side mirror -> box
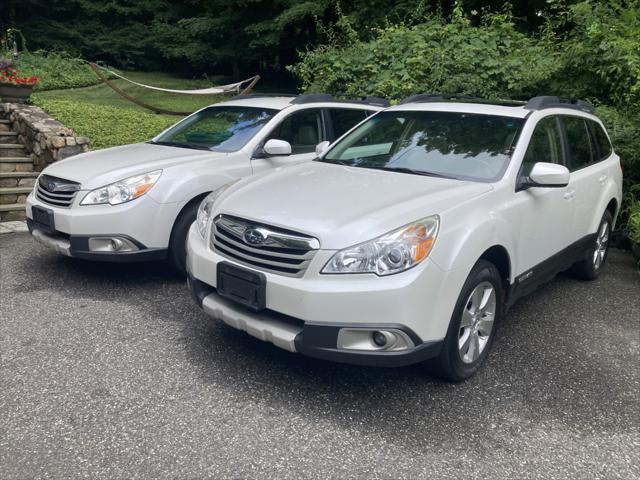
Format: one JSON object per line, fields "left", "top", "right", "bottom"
{"left": 315, "top": 140, "right": 330, "bottom": 156}
{"left": 521, "top": 162, "right": 570, "bottom": 189}
{"left": 263, "top": 139, "right": 292, "bottom": 156}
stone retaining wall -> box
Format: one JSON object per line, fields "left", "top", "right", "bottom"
{"left": 0, "top": 102, "right": 90, "bottom": 170}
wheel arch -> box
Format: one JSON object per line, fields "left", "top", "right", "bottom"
{"left": 478, "top": 245, "right": 511, "bottom": 291}
{"left": 169, "top": 191, "right": 210, "bottom": 241}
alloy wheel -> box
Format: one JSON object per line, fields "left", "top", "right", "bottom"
{"left": 458, "top": 281, "right": 496, "bottom": 364}
{"left": 593, "top": 221, "right": 610, "bottom": 270}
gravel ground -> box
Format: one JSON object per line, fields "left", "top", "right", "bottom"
{"left": 1, "top": 232, "right": 639, "bottom": 479}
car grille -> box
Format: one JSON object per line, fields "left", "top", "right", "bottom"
{"left": 211, "top": 214, "right": 320, "bottom": 277}
{"left": 36, "top": 174, "right": 80, "bottom": 208}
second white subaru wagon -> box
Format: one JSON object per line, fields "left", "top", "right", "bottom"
{"left": 187, "top": 95, "right": 622, "bottom": 381}
{"left": 25, "top": 94, "right": 385, "bottom": 273}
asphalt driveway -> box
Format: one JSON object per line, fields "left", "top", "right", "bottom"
{"left": 1, "top": 232, "right": 639, "bottom": 479}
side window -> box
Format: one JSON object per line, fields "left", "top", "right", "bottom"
{"left": 267, "top": 109, "right": 322, "bottom": 154}
{"left": 562, "top": 116, "right": 596, "bottom": 171}
{"left": 520, "top": 116, "right": 563, "bottom": 177}
{"left": 588, "top": 120, "right": 613, "bottom": 160}
{"left": 329, "top": 109, "right": 369, "bottom": 139}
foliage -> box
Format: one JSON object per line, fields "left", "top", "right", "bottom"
{"left": 10, "top": 51, "right": 100, "bottom": 91}
{"left": 290, "top": 11, "right": 562, "bottom": 101}
{"left": 624, "top": 184, "right": 640, "bottom": 245}
{"left": 0, "top": 60, "right": 39, "bottom": 86}
{"left": 32, "top": 97, "right": 176, "bottom": 149}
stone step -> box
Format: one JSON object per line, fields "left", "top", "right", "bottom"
{"left": 0, "top": 186, "right": 33, "bottom": 195}
{"left": 0, "top": 144, "right": 26, "bottom": 157}
{"left": 0, "top": 119, "right": 10, "bottom": 124}
{"left": 0, "top": 172, "right": 38, "bottom": 188}
{"left": 0, "top": 156, "right": 32, "bottom": 163}
{"left": 0, "top": 157, "right": 34, "bottom": 173}
{"left": 0, "top": 186, "right": 32, "bottom": 206}
{"left": 0, "top": 132, "right": 19, "bottom": 144}
{"left": 0, "top": 171, "right": 38, "bottom": 178}
{"left": 0, "top": 203, "right": 27, "bottom": 221}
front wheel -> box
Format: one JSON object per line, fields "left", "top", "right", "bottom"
{"left": 570, "top": 210, "right": 612, "bottom": 280}
{"left": 168, "top": 202, "right": 199, "bottom": 276}
{"left": 426, "top": 260, "right": 503, "bottom": 382}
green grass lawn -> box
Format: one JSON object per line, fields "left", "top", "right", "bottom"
{"left": 32, "top": 71, "right": 240, "bottom": 149}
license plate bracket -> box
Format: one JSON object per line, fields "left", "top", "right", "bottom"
{"left": 32, "top": 206, "right": 55, "bottom": 234}
{"left": 217, "top": 262, "right": 266, "bottom": 311}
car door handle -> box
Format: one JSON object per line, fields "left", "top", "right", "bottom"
{"left": 599, "top": 174, "right": 608, "bottom": 184}
{"left": 563, "top": 190, "right": 575, "bottom": 200}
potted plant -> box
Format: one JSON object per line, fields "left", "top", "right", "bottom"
{"left": 0, "top": 59, "right": 39, "bottom": 102}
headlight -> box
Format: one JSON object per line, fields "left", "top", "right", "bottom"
{"left": 322, "top": 216, "right": 439, "bottom": 276}
{"left": 195, "top": 181, "right": 237, "bottom": 239}
{"left": 81, "top": 170, "right": 162, "bottom": 206}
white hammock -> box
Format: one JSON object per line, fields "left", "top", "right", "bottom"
{"left": 96, "top": 65, "right": 258, "bottom": 95}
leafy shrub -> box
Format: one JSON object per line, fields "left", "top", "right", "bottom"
{"left": 290, "top": 13, "right": 561, "bottom": 102}
{"left": 595, "top": 105, "right": 640, "bottom": 185}
{"left": 32, "top": 97, "right": 176, "bottom": 149}
{"left": 12, "top": 51, "right": 102, "bottom": 91}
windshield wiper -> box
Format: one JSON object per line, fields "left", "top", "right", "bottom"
{"left": 314, "top": 157, "right": 352, "bottom": 166}
{"left": 148, "top": 140, "right": 211, "bottom": 151}
{"left": 365, "top": 165, "right": 456, "bottom": 179}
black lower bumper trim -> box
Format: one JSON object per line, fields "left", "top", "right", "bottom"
{"left": 27, "top": 220, "right": 168, "bottom": 263}
{"left": 187, "top": 273, "right": 215, "bottom": 308}
{"left": 295, "top": 322, "right": 443, "bottom": 368}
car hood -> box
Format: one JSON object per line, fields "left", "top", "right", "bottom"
{"left": 42, "top": 143, "right": 223, "bottom": 190}
{"left": 217, "top": 162, "right": 493, "bottom": 250}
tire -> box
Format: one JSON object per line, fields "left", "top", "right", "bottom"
{"left": 426, "top": 260, "right": 504, "bottom": 382}
{"left": 168, "top": 201, "right": 200, "bottom": 276}
{"left": 570, "top": 210, "right": 612, "bottom": 281}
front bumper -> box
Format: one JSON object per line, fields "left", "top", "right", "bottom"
{"left": 27, "top": 219, "right": 168, "bottom": 262}
{"left": 187, "top": 225, "right": 462, "bottom": 367}
{"left": 188, "top": 274, "right": 443, "bottom": 367}
{"left": 25, "top": 192, "right": 178, "bottom": 262}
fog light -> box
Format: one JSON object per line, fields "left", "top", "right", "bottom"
{"left": 372, "top": 331, "right": 388, "bottom": 347}
{"left": 110, "top": 238, "right": 124, "bottom": 251}
{"left": 336, "top": 328, "right": 415, "bottom": 352}
{"left": 88, "top": 236, "right": 139, "bottom": 253}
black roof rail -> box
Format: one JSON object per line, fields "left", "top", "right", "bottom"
{"left": 525, "top": 96, "right": 594, "bottom": 113}
{"left": 291, "top": 93, "right": 390, "bottom": 107}
{"left": 399, "top": 93, "right": 526, "bottom": 107}
{"left": 290, "top": 93, "right": 334, "bottom": 104}
{"left": 230, "top": 92, "right": 297, "bottom": 100}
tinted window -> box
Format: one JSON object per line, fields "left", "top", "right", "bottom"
{"left": 588, "top": 120, "right": 613, "bottom": 159}
{"left": 521, "top": 116, "right": 563, "bottom": 176}
{"left": 267, "top": 109, "right": 322, "bottom": 154}
{"left": 322, "top": 111, "right": 523, "bottom": 182}
{"left": 330, "top": 109, "right": 368, "bottom": 139}
{"left": 563, "top": 116, "right": 596, "bottom": 170}
{"left": 156, "top": 106, "right": 276, "bottom": 152}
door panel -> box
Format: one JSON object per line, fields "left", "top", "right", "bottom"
{"left": 508, "top": 116, "right": 575, "bottom": 275}
{"left": 562, "top": 116, "right": 609, "bottom": 238}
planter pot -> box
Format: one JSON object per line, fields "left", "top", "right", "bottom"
{"left": 0, "top": 84, "right": 34, "bottom": 103}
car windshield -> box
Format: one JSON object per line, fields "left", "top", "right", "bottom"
{"left": 320, "top": 110, "right": 524, "bottom": 181}
{"left": 153, "top": 106, "right": 277, "bottom": 152}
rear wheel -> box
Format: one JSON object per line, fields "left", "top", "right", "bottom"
{"left": 168, "top": 201, "right": 199, "bottom": 276}
{"left": 570, "top": 210, "right": 612, "bottom": 280}
{"left": 426, "top": 260, "right": 503, "bottom": 382}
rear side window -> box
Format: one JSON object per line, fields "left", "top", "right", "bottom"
{"left": 521, "top": 116, "right": 564, "bottom": 177}
{"left": 329, "top": 109, "right": 369, "bottom": 139}
{"left": 562, "top": 116, "right": 596, "bottom": 171}
{"left": 588, "top": 120, "right": 613, "bottom": 160}
{"left": 267, "top": 109, "right": 323, "bottom": 154}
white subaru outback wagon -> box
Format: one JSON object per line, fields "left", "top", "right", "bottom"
{"left": 187, "top": 95, "right": 622, "bottom": 381}
{"left": 25, "top": 94, "right": 385, "bottom": 273}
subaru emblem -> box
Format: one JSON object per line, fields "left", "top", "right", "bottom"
{"left": 243, "top": 228, "right": 265, "bottom": 246}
